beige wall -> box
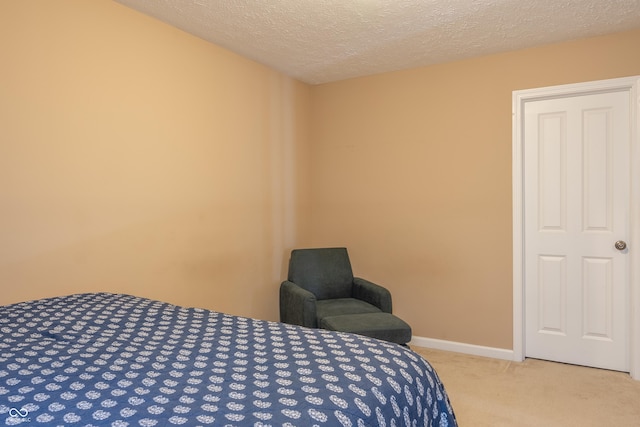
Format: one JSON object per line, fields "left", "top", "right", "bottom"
{"left": 2, "top": 0, "right": 639, "bottom": 351}
{"left": 310, "top": 29, "right": 640, "bottom": 349}
{"left": 0, "top": 0, "right": 312, "bottom": 320}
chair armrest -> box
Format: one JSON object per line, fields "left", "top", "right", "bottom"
{"left": 352, "top": 277, "right": 392, "bottom": 313}
{"left": 279, "top": 281, "right": 318, "bottom": 327}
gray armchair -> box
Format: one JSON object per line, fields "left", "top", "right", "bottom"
{"left": 280, "top": 247, "right": 411, "bottom": 345}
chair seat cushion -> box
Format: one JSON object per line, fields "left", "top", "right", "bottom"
{"left": 316, "top": 298, "right": 381, "bottom": 321}
{"left": 320, "top": 312, "right": 412, "bottom": 345}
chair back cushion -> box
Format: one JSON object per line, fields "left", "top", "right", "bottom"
{"left": 288, "top": 248, "right": 354, "bottom": 300}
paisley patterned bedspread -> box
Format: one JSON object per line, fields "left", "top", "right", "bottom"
{"left": 0, "top": 293, "right": 456, "bottom": 426}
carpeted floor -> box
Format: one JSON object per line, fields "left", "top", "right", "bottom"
{"left": 413, "top": 347, "right": 640, "bottom": 427}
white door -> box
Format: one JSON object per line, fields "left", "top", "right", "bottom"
{"left": 523, "top": 90, "right": 630, "bottom": 371}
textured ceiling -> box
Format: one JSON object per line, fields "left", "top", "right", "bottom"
{"left": 114, "top": 0, "right": 640, "bottom": 85}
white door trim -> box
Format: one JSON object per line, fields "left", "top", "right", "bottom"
{"left": 512, "top": 76, "right": 640, "bottom": 380}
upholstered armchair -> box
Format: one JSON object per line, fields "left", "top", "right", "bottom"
{"left": 279, "top": 247, "right": 411, "bottom": 345}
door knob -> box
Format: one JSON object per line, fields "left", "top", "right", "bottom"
{"left": 614, "top": 240, "right": 627, "bottom": 250}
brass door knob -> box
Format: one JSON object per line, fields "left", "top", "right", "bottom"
{"left": 615, "top": 240, "right": 627, "bottom": 251}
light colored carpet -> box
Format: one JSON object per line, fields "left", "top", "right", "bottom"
{"left": 413, "top": 347, "right": 640, "bottom": 427}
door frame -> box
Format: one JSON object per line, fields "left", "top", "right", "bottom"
{"left": 512, "top": 76, "right": 640, "bottom": 380}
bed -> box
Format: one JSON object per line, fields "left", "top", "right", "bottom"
{"left": 0, "top": 292, "right": 457, "bottom": 426}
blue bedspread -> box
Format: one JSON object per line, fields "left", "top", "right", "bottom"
{"left": 0, "top": 293, "right": 456, "bottom": 426}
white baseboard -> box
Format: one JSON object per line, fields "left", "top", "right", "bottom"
{"left": 409, "top": 335, "right": 515, "bottom": 361}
